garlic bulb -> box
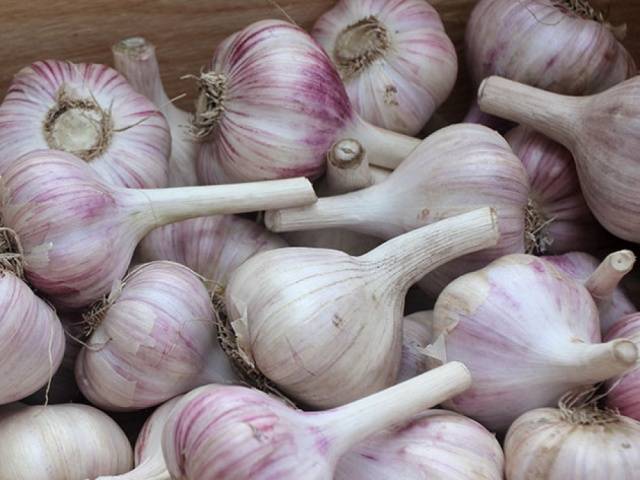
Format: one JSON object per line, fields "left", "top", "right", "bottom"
{"left": 545, "top": 250, "right": 636, "bottom": 333}
{"left": 478, "top": 75, "right": 640, "bottom": 242}
{"left": 465, "top": 0, "right": 635, "bottom": 124}
{"left": 267, "top": 123, "right": 529, "bottom": 296}
{"left": 605, "top": 313, "right": 640, "bottom": 421}
{"left": 0, "top": 59, "right": 170, "bottom": 188}
{"left": 336, "top": 410, "right": 504, "bottom": 480}
{"left": 113, "top": 37, "right": 198, "bottom": 187}
{"left": 162, "top": 362, "right": 471, "bottom": 480}
{"left": 505, "top": 126, "right": 608, "bottom": 254}
{"left": 505, "top": 392, "right": 640, "bottom": 479}
{"left": 397, "top": 311, "right": 433, "bottom": 382}
{"left": 194, "top": 19, "right": 420, "bottom": 183}
{"left": 97, "top": 396, "right": 182, "bottom": 480}
{"left": 0, "top": 403, "right": 133, "bottom": 480}
{"left": 312, "top": 0, "right": 457, "bottom": 135}
{"left": 1, "top": 150, "right": 316, "bottom": 308}
{"left": 432, "top": 253, "right": 638, "bottom": 432}
{"left": 0, "top": 270, "right": 65, "bottom": 405}
{"left": 227, "top": 207, "right": 498, "bottom": 408}
{"left": 76, "top": 261, "right": 236, "bottom": 411}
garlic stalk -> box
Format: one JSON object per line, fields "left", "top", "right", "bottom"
{"left": 605, "top": 313, "right": 640, "bottom": 421}
{"left": 0, "top": 403, "right": 133, "bottom": 480}
{"left": 336, "top": 410, "right": 504, "bottom": 480}
{"left": 397, "top": 311, "right": 433, "bottom": 383}
{"left": 546, "top": 250, "right": 637, "bottom": 333}
{"left": 194, "top": 19, "right": 420, "bottom": 182}
{"left": 113, "top": 37, "right": 198, "bottom": 187}
{"left": 0, "top": 150, "right": 316, "bottom": 308}
{"left": 76, "top": 261, "right": 236, "bottom": 411}
{"left": 478, "top": 75, "right": 640, "bottom": 242}
{"left": 505, "top": 126, "right": 608, "bottom": 254}
{"left": 162, "top": 362, "right": 471, "bottom": 480}
{"left": 97, "top": 396, "right": 182, "bottom": 480}
{"left": 0, "top": 270, "right": 65, "bottom": 405}
{"left": 266, "top": 123, "right": 529, "bottom": 296}
{"left": 432, "top": 253, "right": 638, "bottom": 432}
{"left": 0, "top": 59, "right": 171, "bottom": 188}
{"left": 312, "top": 0, "right": 457, "bottom": 135}
{"left": 227, "top": 207, "right": 499, "bottom": 408}
{"left": 505, "top": 390, "right": 640, "bottom": 479}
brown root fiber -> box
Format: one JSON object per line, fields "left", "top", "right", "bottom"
{"left": 0, "top": 227, "right": 25, "bottom": 278}
{"left": 334, "top": 15, "right": 390, "bottom": 80}
{"left": 553, "top": 0, "right": 626, "bottom": 40}
{"left": 81, "top": 281, "right": 124, "bottom": 336}
{"left": 187, "top": 71, "right": 228, "bottom": 140}
{"left": 559, "top": 387, "right": 620, "bottom": 426}
{"left": 524, "top": 198, "right": 555, "bottom": 255}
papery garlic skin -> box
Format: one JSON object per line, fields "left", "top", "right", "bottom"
{"left": 76, "top": 261, "right": 235, "bottom": 411}
{"left": 505, "top": 126, "right": 607, "bottom": 254}
{"left": 137, "top": 215, "right": 286, "bottom": 286}
{"left": 0, "top": 403, "right": 133, "bottom": 480}
{"left": 337, "top": 410, "right": 504, "bottom": 480}
{"left": 397, "top": 311, "right": 433, "bottom": 382}
{"left": 0, "top": 271, "right": 65, "bottom": 405}
{"left": 605, "top": 314, "right": 640, "bottom": 421}
{"left": 0, "top": 60, "right": 170, "bottom": 188}
{"left": 505, "top": 406, "right": 640, "bottom": 479}
{"left": 433, "top": 254, "right": 638, "bottom": 432}
{"left": 312, "top": 0, "right": 457, "bottom": 135}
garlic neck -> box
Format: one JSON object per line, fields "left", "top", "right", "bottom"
{"left": 556, "top": 339, "right": 637, "bottom": 385}
{"left": 191, "top": 71, "right": 228, "bottom": 139}
{"left": 524, "top": 197, "right": 554, "bottom": 254}
{"left": 334, "top": 15, "right": 390, "bottom": 80}
{"left": 44, "top": 89, "right": 113, "bottom": 160}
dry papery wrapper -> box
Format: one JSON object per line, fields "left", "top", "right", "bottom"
{"left": 0, "top": 59, "right": 171, "bottom": 188}
{"left": 505, "top": 387, "right": 640, "bottom": 479}
{"left": 312, "top": 0, "right": 457, "bottom": 135}
{"left": 397, "top": 310, "right": 434, "bottom": 383}
{"left": 426, "top": 253, "right": 638, "bottom": 432}
{"left": 464, "top": 0, "right": 636, "bottom": 126}
{"left": 0, "top": 149, "right": 316, "bottom": 309}
{"left": 0, "top": 403, "right": 133, "bottom": 480}
{"left": 226, "top": 208, "right": 499, "bottom": 408}
{"left": 478, "top": 74, "right": 640, "bottom": 243}
{"left": 191, "top": 19, "right": 421, "bottom": 185}
{"left": 162, "top": 362, "right": 472, "bottom": 480}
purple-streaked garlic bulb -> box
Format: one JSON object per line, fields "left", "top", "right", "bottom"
{"left": 227, "top": 208, "right": 498, "bottom": 408}
{"left": 312, "top": 0, "right": 457, "bottom": 135}
{"left": 546, "top": 250, "right": 636, "bottom": 333}
{"left": 505, "top": 126, "right": 608, "bottom": 254}
{"left": 464, "top": 0, "right": 636, "bottom": 124}
{"left": 397, "top": 311, "right": 433, "bottom": 383}
{"left": 194, "top": 19, "right": 420, "bottom": 183}
{"left": 0, "top": 150, "right": 315, "bottom": 309}
{"left": 505, "top": 391, "right": 640, "bottom": 479}
{"left": 0, "top": 271, "right": 65, "bottom": 405}
{"left": 605, "top": 313, "right": 640, "bottom": 420}
{"left": 432, "top": 254, "right": 638, "bottom": 432}
{"left": 266, "top": 123, "right": 529, "bottom": 297}
{"left": 76, "top": 261, "right": 236, "bottom": 411}
{"left": 113, "top": 37, "right": 198, "bottom": 187}
{"left": 0, "top": 403, "right": 133, "bottom": 480}
{"left": 162, "top": 362, "right": 471, "bottom": 480}
{"left": 97, "top": 396, "right": 183, "bottom": 480}
{"left": 336, "top": 410, "right": 504, "bottom": 480}
{"left": 137, "top": 215, "right": 286, "bottom": 286}
{"left": 0, "top": 60, "right": 170, "bottom": 188}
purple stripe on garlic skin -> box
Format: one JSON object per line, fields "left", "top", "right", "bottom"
{"left": 433, "top": 253, "right": 638, "bottom": 432}
{"left": 0, "top": 59, "right": 170, "bottom": 189}
{"left": 312, "top": 0, "right": 457, "bottom": 136}
{"left": 0, "top": 271, "right": 65, "bottom": 405}
{"left": 162, "top": 362, "right": 471, "bottom": 480}
{"left": 605, "top": 313, "right": 640, "bottom": 421}
{"left": 336, "top": 410, "right": 504, "bottom": 480}
{"left": 76, "top": 261, "right": 237, "bottom": 411}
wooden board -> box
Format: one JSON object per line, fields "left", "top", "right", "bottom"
{"left": 2, "top": 0, "right": 638, "bottom": 123}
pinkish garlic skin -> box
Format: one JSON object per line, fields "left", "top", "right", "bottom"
{"left": 0, "top": 60, "right": 170, "bottom": 189}
{"left": 397, "top": 312, "right": 433, "bottom": 383}
{"left": 137, "top": 215, "right": 286, "bottom": 286}
{"left": 505, "top": 126, "right": 608, "bottom": 254}
{"left": 605, "top": 313, "right": 640, "bottom": 421}
{"left": 336, "top": 410, "right": 504, "bottom": 480}
{"left": 545, "top": 252, "right": 636, "bottom": 333}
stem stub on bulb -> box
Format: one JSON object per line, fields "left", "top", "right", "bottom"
{"left": 44, "top": 88, "right": 113, "bottom": 161}
{"left": 334, "top": 15, "right": 390, "bottom": 80}
{"left": 328, "top": 138, "right": 364, "bottom": 169}
{"left": 524, "top": 198, "right": 555, "bottom": 255}
{"left": 189, "top": 71, "right": 228, "bottom": 140}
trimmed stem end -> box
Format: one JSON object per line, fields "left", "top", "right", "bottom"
{"left": 612, "top": 339, "right": 638, "bottom": 367}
